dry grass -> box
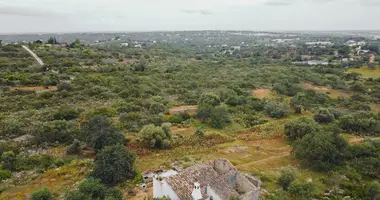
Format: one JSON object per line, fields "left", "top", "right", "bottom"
{"left": 347, "top": 66, "right": 380, "bottom": 79}
{"left": 252, "top": 88, "right": 275, "bottom": 99}
{"left": 0, "top": 159, "right": 92, "bottom": 200}
{"left": 169, "top": 105, "right": 198, "bottom": 114}
{"left": 10, "top": 86, "right": 58, "bottom": 93}
{"left": 302, "top": 83, "right": 352, "bottom": 99}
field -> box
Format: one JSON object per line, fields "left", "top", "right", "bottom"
{"left": 303, "top": 83, "right": 352, "bottom": 99}
{"left": 347, "top": 66, "right": 380, "bottom": 78}
{"left": 252, "top": 88, "right": 275, "bottom": 99}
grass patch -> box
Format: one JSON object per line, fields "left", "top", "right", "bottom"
{"left": 347, "top": 66, "right": 380, "bottom": 79}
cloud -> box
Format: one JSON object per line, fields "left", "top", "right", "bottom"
{"left": 360, "top": 0, "right": 380, "bottom": 6}
{"left": 0, "top": 5, "right": 65, "bottom": 17}
{"left": 180, "top": 9, "right": 213, "bottom": 15}
{"left": 263, "top": 0, "right": 294, "bottom": 6}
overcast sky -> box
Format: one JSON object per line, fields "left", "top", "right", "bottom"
{"left": 0, "top": 0, "right": 379, "bottom": 33}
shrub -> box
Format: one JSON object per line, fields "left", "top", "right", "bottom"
{"left": 367, "top": 181, "right": 380, "bottom": 200}
{"left": 0, "top": 169, "right": 11, "bottom": 180}
{"left": 264, "top": 101, "right": 290, "bottom": 118}
{"left": 139, "top": 124, "right": 172, "bottom": 149}
{"left": 277, "top": 166, "right": 299, "bottom": 190}
{"left": 284, "top": 117, "right": 319, "bottom": 141}
{"left": 339, "top": 112, "right": 380, "bottom": 135}
{"left": 92, "top": 145, "right": 136, "bottom": 184}
{"left": 1, "top": 151, "right": 16, "bottom": 171}
{"left": 294, "top": 132, "right": 348, "bottom": 171}
{"left": 314, "top": 108, "right": 335, "bottom": 124}
{"left": 54, "top": 107, "right": 79, "bottom": 120}
{"left": 195, "top": 128, "right": 205, "bottom": 137}
{"left": 31, "top": 188, "right": 54, "bottom": 200}
{"left": 66, "top": 139, "right": 82, "bottom": 155}
{"left": 34, "top": 120, "right": 74, "bottom": 145}
{"left": 288, "top": 182, "right": 315, "bottom": 200}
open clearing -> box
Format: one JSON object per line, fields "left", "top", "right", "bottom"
{"left": 347, "top": 66, "right": 380, "bottom": 79}
{"left": 303, "top": 83, "right": 352, "bottom": 99}
{"left": 10, "top": 86, "right": 58, "bottom": 93}
{"left": 169, "top": 105, "right": 198, "bottom": 114}
{"left": 252, "top": 88, "right": 274, "bottom": 99}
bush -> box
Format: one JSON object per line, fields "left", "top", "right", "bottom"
{"left": 34, "top": 120, "right": 75, "bottom": 145}
{"left": 367, "top": 181, "right": 380, "bottom": 200}
{"left": 339, "top": 112, "right": 380, "bottom": 135}
{"left": 277, "top": 166, "right": 299, "bottom": 190}
{"left": 0, "top": 169, "right": 11, "bottom": 180}
{"left": 294, "top": 132, "right": 348, "bottom": 171}
{"left": 66, "top": 139, "right": 82, "bottom": 155}
{"left": 92, "top": 145, "right": 136, "bottom": 184}
{"left": 314, "top": 108, "right": 335, "bottom": 124}
{"left": 288, "top": 182, "right": 315, "bottom": 200}
{"left": 264, "top": 101, "right": 290, "bottom": 118}
{"left": 65, "top": 178, "right": 122, "bottom": 200}
{"left": 31, "top": 188, "right": 54, "bottom": 200}
{"left": 54, "top": 107, "right": 79, "bottom": 120}
{"left": 139, "top": 124, "right": 172, "bottom": 149}
{"left": 1, "top": 151, "right": 16, "bottom": 171}
{"left": 284, "top": 117, "right": 319, "bottom": 141}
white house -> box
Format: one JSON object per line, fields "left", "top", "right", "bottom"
{"left": 153, "top": 159, "right": 261, "bottom": 200}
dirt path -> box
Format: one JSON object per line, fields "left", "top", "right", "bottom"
{"left": 22, "top": 45, "right": 44, "bottom": 66}
{"left": 348, "top": 136, "right": 380, "bottom": 145}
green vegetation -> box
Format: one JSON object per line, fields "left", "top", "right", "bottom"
{"left": 0, "top": 32, "right": 379, "bottom": 199}
{"left": 31, "top": 188, "right": 54, "bottom": 200}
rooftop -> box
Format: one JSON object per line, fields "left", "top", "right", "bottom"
{"left": 165, "top": 159, "right": 260, "bottom": 200}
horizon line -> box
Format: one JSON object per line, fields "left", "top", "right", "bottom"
{"left": 1, "top": 29, "right": 380, "bottom": 35}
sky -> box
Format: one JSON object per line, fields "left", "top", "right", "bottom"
{"left": 0, "top": 0, "right": 379, "bottom": 33}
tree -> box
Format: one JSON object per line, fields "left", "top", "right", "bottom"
{"left": 196, "top": 104, "right": 213, "bottom": 122}
{"left": 92, "top": 145, "right": 136, "bottom": 184}
{"left": 294, "top": 132, "right": 348, "bottom": 171}
{"left": 1, "top": 151, "right": 16, "bottom": 171}
{"left": 314, "top": 108, "right": 335, "bottom": 124}
{"left": 80, "top": 116, "right": 125, "bottom": 152}
{"left": 198, "top": 93, "right": 221, "bottom": 107}
{"left": 277, "top": 166, "right": 299, "bottom": 190}
{"left": 70, "top": 39, "right": 81, "bottom": 48}
{"left": 139, "top": 124, "right": 172, "bottom": 149}
{"left": 368, "top": 181, "right": 380, "bottom": 200}
{"left": 338, "top": 112, "right": 379, "bottom": 135}
{"left": 210, "top": 106, "right": 231, "bottom": 129}
{"left": 264, "top": 101, "right": 290, "bottom": 118}
{"left": 65, "top": 178, "right": 122, "bottom": 200}
{"left": 284, "top": 117, "right": 319, "bottom": 141}
{"left": 47, "top": 37, "right": 58, "bottom": 45}
{"left": 31, "top": 188, "right": 54, "bottom": 200}
{"left": 290, "top": 92, "right": 307, "bottom": 114}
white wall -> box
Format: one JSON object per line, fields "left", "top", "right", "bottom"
{"left": 206, "top": 186, "right": 221, "bottom": 200}
{"left": 153, "top": 178, "right": 180, "bottom": 200}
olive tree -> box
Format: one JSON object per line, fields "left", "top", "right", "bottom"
{"left": 92, "top": 145, "right": 136, "bottom": 184}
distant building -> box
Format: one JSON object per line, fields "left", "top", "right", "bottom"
{"left": 305, "top": 41, "right": 333, "bottom": 46}
{"left": 292, "top": 60, "right": 329, "bottom": 66}
{"left": 153, "top": 159, "right": 261, "bottom": 200}
{"left": 121, "top": 43, "right": 129, "bottom": 47}
{"left": 134, "top": 44, "right": 142, "bottom": 48}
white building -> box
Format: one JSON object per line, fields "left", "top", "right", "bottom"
{"left": 153, "top": 159, "right": 261, "bottom": 200}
